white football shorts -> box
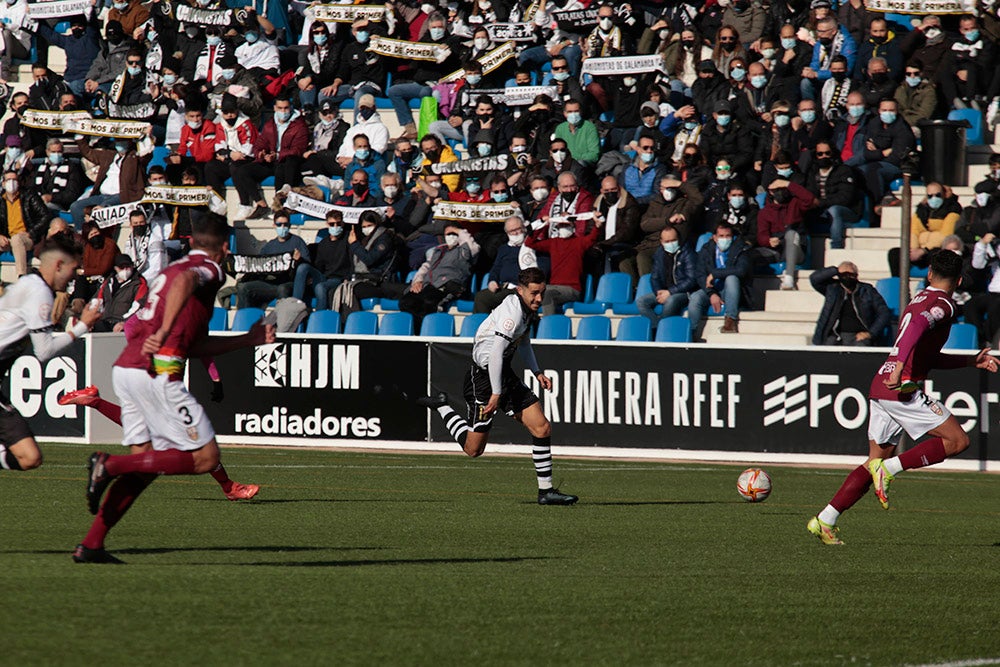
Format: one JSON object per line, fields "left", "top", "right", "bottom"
{"left": 112, "top": 366, "right": 215, "bottom": 451}
{"left": 867, "top": 390, "right": 951, "bottom": 445}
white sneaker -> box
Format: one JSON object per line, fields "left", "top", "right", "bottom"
{"left": 988, "top": 98, "right": 999, "bottom": 131}
{"left": 234, "top": 204, "right": 255, "bottom": 220}
{"left": 303, "top": 175, "right": 335, "bottom": 190}
{"left": 278, "top": 184, "right": 292, "bottom": 196}
{"left": 780, "top": 274, "right": 797, "bottom": 290}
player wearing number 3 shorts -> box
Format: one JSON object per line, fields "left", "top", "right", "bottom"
{"left": 75, "top": 215, "right": 277, "bottom": 564}
{"left": 807, "top": 250, "right": 999, "bottom": 545}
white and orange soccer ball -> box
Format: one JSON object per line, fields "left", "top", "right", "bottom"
{"left": 736, "top": 468, "right": 772, "bottom": 502}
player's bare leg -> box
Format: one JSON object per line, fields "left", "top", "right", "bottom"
{"left": 515, "top": 403, "right": 577, "bottom": 506}
{"left": 869, "top": 415, "right": 969, "bottom": 509}
{"left": 808, "top": 440, "right": 897, "bottom": 545}
{"left": 62, "top": 387, "right": 258, "bottom": 501}
{"left": 0, "top": 436, "right": 43, "bottom": 470}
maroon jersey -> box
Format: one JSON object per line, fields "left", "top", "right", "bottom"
{"left": 869, "top": 287, "right": 957, "bottom": 402}
{"left": 114, "top": 251, "right": 225, "bottom": 379}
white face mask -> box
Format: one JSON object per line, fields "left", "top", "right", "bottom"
{"left": 557, "top": 227, "right": 573, "bottom": 239}
{"left": 552, "top": 150, "right": 567, "bottom": 162}
{"left": 115, "top": 268, "right": 133, "bottom": 282}
{"left": 531, "top": 187, "right": 549, "bottom": 202}
{"left": 976, "top": 192, "right": 991, "bottom": 207}
{"left": 3, "top": 180, "right": 18, "bottom": 194}
{"left": 508, "top": 232, "right": 525, "bottom": 246}
{"left": 445, "top": 233, "right": 460, "bottom": 248}
{"left": 383, "top": 185, "right": 399, "bottom": 199}
{"left": 361, "top": 225, "right": 375, "bottom": 237}
{"left": 662, "top": 188, "right": 676, "bottom": 202}
{"left": 474, "top": 38, "right": 489, "bottom": 51}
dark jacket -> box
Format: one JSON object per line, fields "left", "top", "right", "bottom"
{"left": 253, "top": 113, "right": 310, "bottom": 163}
{"left": 76, "top": 138, "right": 151, "bottom": 204}
{"left": 804, "top": 161, "right": 863, "bottom": 215}
{"left": 694, "top": 239, "right": 753, "bottom": 298}
{"left": 700, "top": 120, "right": 754, "bottom": 174}
{"left": 810, "top": 265, "right": 891, "bottom": 344}
{"left": 31, "top": 159, "right": 86, "bottom": 210}
{"left": 0, "top": 189, "right": 52, "bottom": 244}
{"left": 37, "top": 23, "right": 101, "bottom": 82}
{"left": 956, "top": 202, "right": 1000, "bottom": 244}
{"left": 650, "top": 244, "right": 697, "bottom": 295}
{"left": 97, "top": 272, "right": 148, "bottom": 327}
{"left": 487, "top": 243, "right": 525, "bottom": 286}
{"left": 832, "top": 113, "right": 872, "bottom": 167}
{"left": 350, "top": 226, "right": 397, "bottom": 281}
{"left": 638, "top": 181, "right": 704, "bottom": 248}
{"left": 862, "top": 114, "right": 915, "bottom": 167}
{"left": 312, "top": 236, "right": 352, "bottom": 280}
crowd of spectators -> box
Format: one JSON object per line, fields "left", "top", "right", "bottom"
{"left": 1, "top": 0, "right": 999, "bottom": 342}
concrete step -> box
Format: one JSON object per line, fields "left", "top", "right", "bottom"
{"left": 825, "top": 248, "right": 889, "bottom": 274}
{"left": 700, "top": 329, "right": 811, "bottom": 346}
{"left": 761, "top": 289, "right": 824, "bottom": 312}
{"left": 840, "top": 235, "right": 898, "bottom": 252}
{"left": 741, "top": 310, "right": 817, "bottom": 323}
{"left": 732, "top": 318, "right": 814, "bottom": 335}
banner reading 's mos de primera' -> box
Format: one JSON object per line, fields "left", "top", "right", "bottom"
{"left": 866, "top": 0, "right": 971, "bottom": 12}
{"left": 581, "top": 55, "right": 665, "bottom": 76}
{"left": 20, "top": 109, "right": 90, "bottom": 131}
{"left": 432, "top": 201, "right": 520, "bottom": 223}
{"left": 232, "top": 253, "right": 293, "bottom": 275}
{"left": 312, "top": 4, "right": 385, "bottom": 22}
{"left": 367, "top": 36, "right": 441, "bottom": 61}
{"left": 143, "top": 185, "right": 212, "bottom": 206}
{"left": 486, "top": 22, "right": 536, "bottom": 42}
{"left": 439, "top": 42, "right": 515, "bottom": 83}
{"left": 27, "top": 0, "right": 92, "bottom": 19}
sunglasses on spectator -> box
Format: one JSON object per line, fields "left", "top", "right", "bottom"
{"left": 927, "top": 191, "right": 943, "bottom": 197}
{"left": 127, "top": 59, "right": 142, "bottom": 65}
{"left": 552, "top": 66, "right": 568, "bottom": 71}
{"left": 719, "top": 37, "right": 736, "bottom": 42}
{"left": 905, "top": 70, "right": 921, "bottom": 75}
{"left": 716, "top": 165, "right": 731, "bottom": 171}
{"left": 816, "top": 151, "right": 833, "bottom": 157}
{"left": 275, "top": 223, "right": 291, "bottom": 228}
{"left": 639, "top": 145, "right": 654, "bottom": 151}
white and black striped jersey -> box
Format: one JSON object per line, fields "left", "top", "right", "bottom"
{"left": 472, "top": 293, "right": 533, "bottom": 369}
{"left": 0, "top": 273, "right": 84, "bottom": 375}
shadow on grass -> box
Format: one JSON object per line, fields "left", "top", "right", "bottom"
{"left": 188, "top": 498, "right": 446, "bottom": 504}
{"left": 570, "top": 500, "right": 737, "bottom": 507}
{"left": 4, "top": 545, "right": 385, "bottom": 556}
{"left": 234, "top": 556, "right": 552, "bottom": 568}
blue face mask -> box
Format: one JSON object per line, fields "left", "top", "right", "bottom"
{"left": 206, "top": 35, "right": 221, "bottom": 46}
{"left": 776, "top": 167, "right": 793, "bottom": 178}
{"left": 684, "top": 121, "right": 698, "bottom": 131}
{"left": 491, "top": 191, "right": 509, "bottom": 203}
{"left": 799, "top": 109, "right": 816, "bottom": 124}
{"left": 275, "top": 110, "right": 291, "bottom": 123}
{"left": 928, "top": 195, "right": 944, "bottom": 209}
{"left": 662, "top": 240, "right": 680, "bottom": 254}
{"left": 640, "top": 151, "right": 654, "bottom": 164}
{"left": 476, "top": 143, "right": 491, "bottom": 157}
{"left": 566, "top": 111, "right": 582, "bottom": 125}
{"left": 276, "top": 225, "right": 290, "bottom": 239}
{"left": 48, "top": 152, "right": 62, "bottom": 165}
{"left": 357, "top": 31, "right": 370, "bottom": 44}
{"left": 848, "top": 105, "right": 865, "bottom": 119}
{"left": 466, "top": 181, "right": 481, "bottom": 194}
{"left": 729, "top": 195, "right": 745, "bottom": 209}
{"left": 355, "top": 148, "right": 370, "bottom": 161}
{"left": 244, "top": 31, "right": 258, "bottom": 44}
{"left": 750, "top": 75, "right": 767, "bottom": 89}
{"left": 716, "top": 237, "right": 733, "bottom": 251}
{"left": 730, "top": 67, "right": 746, "bottom": 81}
{"left": 220, "top": 68, "right": 235, "bottom": 80}
{"left": 880, "top": 111, "right": 897, "bottom": 124}
{"left": 163, "top": 73, "right": 177, "bottom": 85}
{"left": 716, "top": 114, "right": 731, "bottom": 127}
{"left": 115, "top": 142, "right": 129, "bottom": 154}
{"left": 127, "top": 65, "right": 142, "bottom": 76}
{"left": 965, "top": 29, "right": 980, "bottom": 42}
{"left": 552, "top": 71, "right": 570, "bottom": 82}
{"left": 466, "top": 73, "right": 482, "bottom": 85}
{"left": 429, "top": 27, "right": 445, "bottom": 40}
{"left": 774, "top": 114, "right": 790, "bottom": 127}
{"left": 313, "top": 33, "right": 327, "bottom": 45}
{"left": 906, "top": 76, "right": 922, "bottom": 87}
{"left": 780, "top": 37, "right": 796, "bottom": 50}
{"left": 330, "top": 225, "right": 344, "bottom": 238}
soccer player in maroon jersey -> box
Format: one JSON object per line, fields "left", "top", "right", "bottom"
{"left": 807, "top": 250, "right": 999, "bottom": 545}
{"left": 75, "top": 215, "right": 276, "bottom": 564}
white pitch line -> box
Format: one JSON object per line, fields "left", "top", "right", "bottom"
{"left": 904, "top": 659, "right": 1000, "bottom": 667}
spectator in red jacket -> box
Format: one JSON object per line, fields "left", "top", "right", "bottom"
{"left": 167, "top": 96, "right": 217, "bottom": 185}
{"left": 526, "top": 215, "right": 604, "bottom": 314}
{"left": 232, "top": 94, "right": 310, "bottom": 220}
{"left": 755, "top": 179, "right": 817, "bottom": 290}
{"left": 532, "top": 171, "right": 595, "bottom": 239}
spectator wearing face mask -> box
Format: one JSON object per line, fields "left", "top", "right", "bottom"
{"left": 292, "top": 209, "right": 352, "bottom": 310}
{"left": 401, "top": 224, "right": 480, "bottom": 324}
{"left": 521, "top": 175, "right": 552, "bottom": 227}
{"left": 789, "top": 98, "right": 833, "bottom": 169}
{"left": 688, "top": 221, "right": 752, "bottom": 337}
{"left": 417, "top": 133, "right": 460, "bottom": 193}
{"left": 84, "top": 21, "right": 131, "bottom": 96}
{"left": 339, "top": 134, "right": 386, "bottom": 200}
{"left": 939, "top": 14, "right": 995, "bottom": 111}
{"left": 553, "top": 99, "right": 600, "bottom": 166}
{"left": 701, "top": 100, "right": 753, "bottom": 180}
{"left": 755, "top": 179, "right": 817, "bottom": 290}
{"left": 206, "top": 51, "right": 264, "bottom": 125}
{"left": 761, "top": 150, "right": 804, "bottom": 191}
{"left": 474, "top": 216, "right": 539, "bottom": 313}
{"left": 636, "top": 225, "right": 697, "bottom": 331}
{"left": 32, "top": 138, "right": 84, "bottom": 212}
{"left": 804, "top": 141, "right": 863, "bottom": 250}
{"left": 0, "top": 170, "right": 51, "bottom": 275}
{"left": 801, "top": 16, "right": 857, "bottom": 102}
{"left": 703, "top": 158, "right": 737, "bottom": 220}
{"left": 0, "top": 0, "right": 31, "bottom": 81}
{"left": 956, "top": 179, "right": 1000, "bottom": 246}
{"left": 233, "top": 15, "right": 281, "bottom": 86}
{"left": 707, "top": 181, "right": 758, "bottom": 244}
{"left": 619, "top": 135, "right": 667, "bottom": 207}
{"left": 588, "top": 175, "right": 640, "bottom": 277}
{"left": 70, "top": 131, "right": 153, "bottom": 226}
{"left": 334, "top": 169, "right": 379, "bottom": 208}
{"left": 767, "top": 24, "right": 814, "bottom": 103}
{"left": 658, "top": 30, "right": 713, "bottom": 107}
{"left": 894, "top": 63, "right": 937, "bottom": 132}
{"left": 379, "top": 172, "right": 415, "bottom": 236}
{"left": 811, "top": 261, "right": 890, "bottom": 346}
{"left": 93, "top": 254, "right": 149, "bottom": 333}
{"left": 193, "top": 25, "right": 231, "bottom": 87}
{"left": 632, "top": 174, "right": 703, "bottom": 275}
{"left": 722, "top": 0, "right": 766, "bottom": 46}
{"left": 899, "top": 16, "right": 951, "bottom": 83}
{"left": 691, "top": 60, "right": 730, "bottom": 119}
{"left": 235, "top": 211, "right": 310, "bottom": 308}
{"left": 535, "top": 171, "right": 594, "bottom": 239}
{"left": 121, "top": 208, "right": 168, "bottom": 283}
{"left": 525, "top": 215, "right": 604, "bottom": 315}
{"left": 819, "top": 55, "right": 854, "bottom": 121}
{"left": 887, "top": 182, "right": 961, "bottom": 277}
{"left": 538, "top": 138, "right": 588, "bottom": 191}
{"left": 168, "top": 97, "right": 216, "bottom": 184}
{"left": 855, "top": 57, "right": 896, "bottom": 109}
{"left": 70, "top": 222, "right": 116, "bottom": 314}
{"left": 205, "top": 94, "right": 259, "bottom": 199}
{"left": 854, "top": 18, "right": 903, "bottom": 83}
{"left": 449, "top": 175, "right": 490, "bottom": 203}
{"left": 37, "top": 15, "right": 101, "bottom": 97}
{"left": 860, "top": 98, "right": 916, "bottom": 218}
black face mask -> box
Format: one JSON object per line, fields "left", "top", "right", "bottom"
{"left": 682, "top": 154, "right": 698, "bottom": 167}
{"left": 425, "top": 148, "right": 440, "bottom": 161}
{"left": 816, "top": 156, "right": 833, "bottom": 168}
{"left": 399, "top": 150, "right": 415, "bottom": 163}
{"left": 71, "top": 27, "right": 85, "bottom": 38}
{"left": 224, "top": 116, "right": 237, "bottom": 126}
{"left": 831, "top": 71, "right": 847, "bottom": 82}
{"left": 107, "top": 33, "right": 123, "bottom": 45}
{"left": 819, "top": 37, "right": 833, "bottom": 47}
{"left": 771, "top": 188, "right": 791, "bottom": 205}
{"left": 871, "top": 72, "right": 888, "bottom": 84}
{"left": 353, "top": 183, "right": 368, "bottom": 195}
{"left": 359, "top": 107, "right": 375, "bottom": 120}
{"left": 562, "top": 190, "right": 577, "bottom": 203}
{"left": 132, "top": 224, "right": 148, "bottom": 236}
{"left": 871, "top": 35, "right": 887, "bottom": 44}
{"left": 721, "top": 41, "right": 736, "bottom": 52}
{"left": 604, "top": 191, "right": 619, "bottom": 205}
{"left": 88, "top": 235, "right": 104, "bottom": 249}
{"left": 13, "top": 105, "right": 26, "bottom": 116}
{"left": 682, "top": 40, "right": 696, "bottom": 50}
{"left": 839, "top": 274, "right": 858, "bottom": 290}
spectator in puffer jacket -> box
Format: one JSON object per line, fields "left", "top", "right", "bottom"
{"left": 811, "top": 262, "right": 891, "bottom": 346}
{"left": 636, "top": 226, "right": 697, "bottom": 331}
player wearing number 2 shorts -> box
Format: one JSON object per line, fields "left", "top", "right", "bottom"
{"left": 75, "top": 215, "right": 276, "bottom": 564}
{"left": 807, "top": 250, "right": 999, "bottom": 545}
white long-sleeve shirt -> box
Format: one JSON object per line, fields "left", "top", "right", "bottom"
{"left": 0, "top": 273, "right": 87, "bottom": 368}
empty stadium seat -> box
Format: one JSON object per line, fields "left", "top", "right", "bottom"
{"left": 209, "top": 307, "right": 228, "bottom": 332}
{"left": 695, "top": 232, "right": 713, "bottom": 251}
{"left": 944, "top": 322, "right": 978, "bottom": 350}
{"left": 576, "top": 316, "right": 612, "bottom": 341}
{"left": 379, "top": 312, "right": 414, "bottom": 336}
{"left": 344, "top": 311, "right": 379, "bottom": 335}
{"left": 570, "top": 272, "right": 632, "bottom": 313}
{"left": 876, "top": 277, "right": 901, "bottom": 316}
{"left": 536, "top": 314, "right": 572, "bottom": 340}
{"left": 380, "top": 299, "right": 400, "bottom": 311}
{"left": 231, "top": 307, "right": 265, "bottom": 332}
{"left": 420, "top": 312, "right": 455, "bottom": 337}
{"left": 306, "top": 310, "right": 341, "bottom": 334}
{"left": 459, "top": 313, "right": 488, "bottom": 337}
{"left": 616, "top": 316, "right": 651, "bottom": 342}
{"left": 947, "top": 108, "right": 984, "bottom": 146}
{"left": 360, "top": 298, "right": 380, "bottom": 310}
{"left": 655, "top": 316, "right": 692, "bottom": 343}
{"left": 612, "top": 274, "right": 654, "bottom": 315}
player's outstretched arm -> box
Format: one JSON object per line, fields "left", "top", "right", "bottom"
{"left": 190, "top": 321, "right": 277, "bottom": 358}
{"left": 30, "top": 301, "right": 101, "bottom": 361}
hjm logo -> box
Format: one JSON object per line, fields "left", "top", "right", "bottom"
{"left": 253, "top": 343, "right": 360, "bottom": 390}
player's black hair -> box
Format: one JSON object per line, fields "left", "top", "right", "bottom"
{"left": 191, "top": 213, "right": 231, "bottom": 250}
{"left": 930, "top": 248, "right": 963, "bottom": 281}
{"left": 37, "top": 231, "right": 82, "bottom": 260}
{"left": 518, "top": 267, "right": 546, "bottom": 287}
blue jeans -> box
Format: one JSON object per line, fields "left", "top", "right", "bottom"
{"left": 327, "top": 83, "right": 382, "bottom": 112}
{"left": 859, "top": 160, "right": 902, "bottom": 206}
{"left": 292, "top": 264, "right": 344, "bottom": 309}
{"left": 800, "top": 77, "right": 818, "bottom": 101}
{"left": 387, "top": 82, "right": 431, "bottom": 127}
{"left": 637, "top": 291, "right": 689, "bottom": 329}
{"left": 71, "top": 193, "right": 119, "bottom": 228}
{"left": 517, "top": 44, "right": 583, "bottom": 78}
{"left": 688, "top": 275, "right": 742, "bottom": 333}
{"left": 826, "top": 204, "right": 861, "bottom": 249}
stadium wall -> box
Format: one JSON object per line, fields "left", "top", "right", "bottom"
{"left": 56, "top": 334, "right": 998, "bottom": 469}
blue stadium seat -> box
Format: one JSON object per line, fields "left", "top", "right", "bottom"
{"left": 306, "top": 310, "right": 341, "bottom": 334}
{"left": 360, "top": 298, "right": 379, "bottom": 310}
{"left": 231, "top": 307, "right": 265, "bottom": 332}
{"left": 149, "top": 146, "right": 171, "bottom": 169}
{"left": 616, "top": 316, "right": 651, "bottom": 342}
{"left": 209, "top": 307, "right": 228, "bottom": 332}
{"left": 910, "top": 265, "right": 929, "bottom": 279}
{"left": 454, "top": 300, "right": 475, "bottom": 313}
{"left": 261, "top": 176, "right": 275, "bottom": 187}
{"left": 576, "top": 316, "right": 612, "bottom": 341}
{"left": 58, "top": 211, "right": 73, "bottom": 225}
{"left": 612, "top": 274, "right": 654, "bottom": 315}
{"left": 948, "top": 108, "right": 984, "bottom": 146}
{"left": 655, "top": 316, "right": 692, "bottom": 343}
{"left": 695, "top": 232, "right": 713, "bottom": 251}
{"left": 420, "top": 312, "right": 455, "bottom": 337}
{"left": 536, "top": 314, "right": 572, "bottom": 340}
{"left": 459, "top": 313, "right": 487, "bottom": 337}
{"left": 877, "top": 277, "right": 901, "bottom": 316}
{"left": 315, "top": 227, "right": 329, "bottom": 243}
{"left": 944, "top": 322, "right": 978, "bottom": 350}
{"left": 380, "top": 299, "right": 400, "bottom": 311}
{"left": 570, "top": 272, "right": 632, "bottom": 313}
{"left": 344, "top": 311, "right": 379, "bottom": 335}
{"left": 378, "top": 312, "right": 414, "bottom": 336}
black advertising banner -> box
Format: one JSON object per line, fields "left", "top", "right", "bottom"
{"left": 430, "top": 343, "right": 996, "bottom": 460}
{"left": 3, "top": 339, "right": 86, "bottom": 437}
{"left": 190, "top": 336, "right": 429, "bottom": 442}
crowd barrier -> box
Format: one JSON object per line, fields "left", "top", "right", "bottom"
{"left": 19, "top": 334, "right": 1000, "bottom": 469}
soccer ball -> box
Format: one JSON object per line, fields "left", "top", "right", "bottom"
{"left": 736, "top": 468, "right": 772, "bottom": 502}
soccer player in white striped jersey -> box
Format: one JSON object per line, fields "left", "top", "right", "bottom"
{"left": 418, "top": 267, "right": 578, "bottom": 505}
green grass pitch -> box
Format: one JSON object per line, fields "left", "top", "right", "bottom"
{"left": 6, "top": 443, "right": 1000, "bottom": 666}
